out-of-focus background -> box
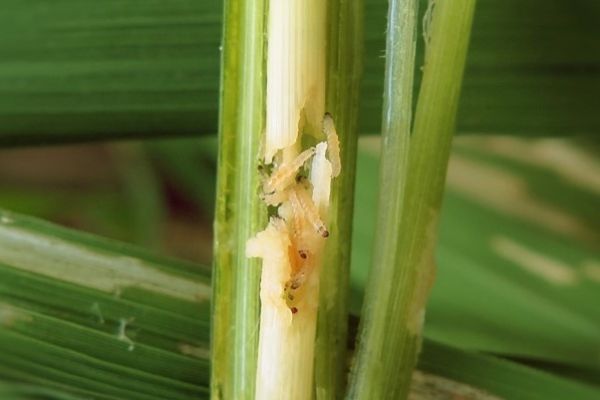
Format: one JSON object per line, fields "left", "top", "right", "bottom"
{"left": 0, "top": 139, "right": 217, "bottom": 264}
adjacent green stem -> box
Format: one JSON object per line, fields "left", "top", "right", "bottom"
{"left": 346, "top": 0, "right": 418, "bottom": 397}
{"left": 211, "top": 0, "right": 266, "bottom": 398}
{"left": 348, "top": 1, "right": 477, "bottom": 399}
{"left": 314, "top": 1, "right": 364, "bottom": 398}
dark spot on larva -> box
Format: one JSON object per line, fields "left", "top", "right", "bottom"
{"left": 288, "top": 293, "right": 294, "bottom": 301}
{"left": 291, "top": 307, "right": 298, "bottom": 314}
{"left": 291, "top": 280, "right": 301, "bottom": 290}
{"left": 321, "top": 229, "right": 330, "bottom": 238}
{"left": 299, "top": 250, "right": 308, "bottom": 259}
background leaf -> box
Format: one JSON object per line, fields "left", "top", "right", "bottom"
{"left": 0, "top": 208, "right": 600, "bottom": 400}
{"left": 0, "top": 210, "right": 210, "bottom": 399}
{"left": 0, "top": 209, "right": 598, "bottom": 399}
{"left": 0, "top": 0, "right": 598, "bottom": 146}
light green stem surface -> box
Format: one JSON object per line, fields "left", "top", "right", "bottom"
{"left": 314, "top": 1, "right": 364, "bottom": 398}
{"left": 210, "top": 0, "right": 266, "bottom": 399}
{"left": 348, "top": 1, "right": 477, "bottom": 398}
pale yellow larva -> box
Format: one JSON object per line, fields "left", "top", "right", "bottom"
{"left": 263, "top": 147, "right": 316, "bottom": 194}
{"left": 323, "top": 113, "right": 341, "bottom": 177}
{"left": 289, "top": 186, "right": 329, "bottom": 238}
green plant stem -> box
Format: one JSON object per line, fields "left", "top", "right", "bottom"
{"left": 348, "top": 1, "right": 477, "bottom": 399}
{"left": 314, "top": 2, "right": 364, "bottom": 398}
{"left": 346, "top": 0, "right": 418, "bottom": 397}
{"left": 210, "top": 0, "right": 266, "bottom": 399}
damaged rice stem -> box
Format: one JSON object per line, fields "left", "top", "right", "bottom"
{"left": 246, "top": 1, "right": 333, "bottom": 399}
{"left": 249, "top": 114, "right": 337, "bottom": 399}
{"left": 249, "top": 1, "right": 364, "bottom": 398}
{"left": 213, "top": 0, "right": 363, "bottom": 398}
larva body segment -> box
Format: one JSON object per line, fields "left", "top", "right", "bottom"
{"left": 323, "top": 113, "right": 341, "bottom": 177}
{"left": 289, "top": 186, "right": 329, "bottom": 238}
{"left": 263, "top": 147, "right": 316, "bottom": 195}
{"left": 277, "top": 188, "right": 309, "bottom": 274}
{"left": 284, "top": 265, "right": 310, "bottom": 309}
{"left": 289, "top": 195, "right": 310, "bottom": 259}
{"left": 309, "top": 142, "right": 333, "bottom": 215}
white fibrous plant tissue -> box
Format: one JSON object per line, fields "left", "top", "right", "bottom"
{"left": 246, "top": 112, "right": 340, "bottom": 399}
{"left": 247, "top": 112, "right": 340, "bottom": 316}
{"left": 245, "top": 2, "right": 338, "bottom": 398}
